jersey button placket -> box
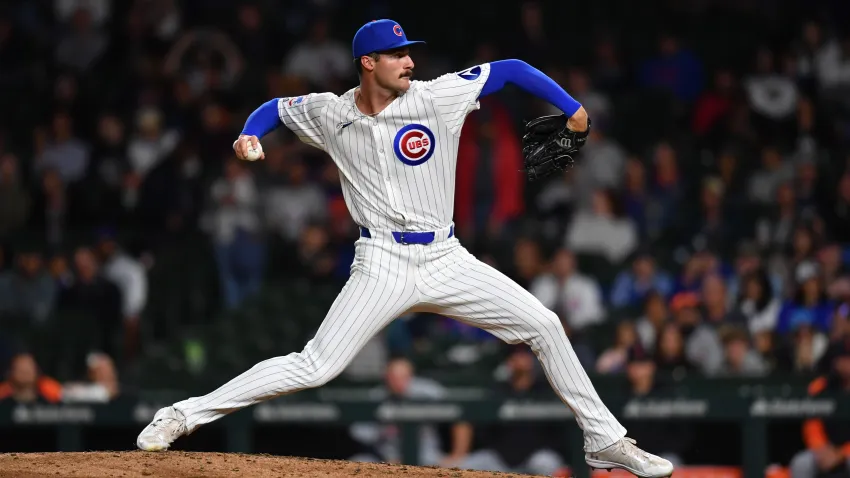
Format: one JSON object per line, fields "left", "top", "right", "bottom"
{"left": 373, "top": 125, "right": 399, "bottom": 210}
{"left": 378, "top": 148, "right": 387, "bottom": 179}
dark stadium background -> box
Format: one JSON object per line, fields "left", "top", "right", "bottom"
{"left": 0, "top": 0, "right": 849, "bottom": 476}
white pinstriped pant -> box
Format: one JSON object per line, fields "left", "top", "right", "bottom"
{"left": 174, "top": 228, "right": 626, "bottom": 452}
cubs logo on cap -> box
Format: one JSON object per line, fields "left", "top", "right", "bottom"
{"left": 394, "top": 124, "right": 435, "bottom": 166}
{"left": 352, "top": 19, "right": 425, "bottom": 59}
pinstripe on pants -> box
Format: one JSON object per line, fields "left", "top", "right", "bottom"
{"left": 173, "top": 233, "right": 626, "bottom": 452}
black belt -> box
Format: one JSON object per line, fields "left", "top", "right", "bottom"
{"left": 359, "top": 225, "right": 454, "bottom": 245}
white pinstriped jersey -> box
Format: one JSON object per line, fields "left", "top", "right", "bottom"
{"left": 277, "top": 63, "right": 492, "bottom": 231}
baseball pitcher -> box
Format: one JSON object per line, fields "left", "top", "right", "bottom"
{"left": 137, "top": 19, "right": 674, "bottom": 478}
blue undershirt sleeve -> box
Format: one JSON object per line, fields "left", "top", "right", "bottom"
{"left": 240, "top": 98, "right": 283, "bottom": 138}
{"left": 479, "top": 59, "right": 581, "bottom": 117}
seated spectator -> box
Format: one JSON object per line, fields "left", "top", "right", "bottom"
{"left": 726, "top": 241, "right": 784, "bottom": 310}
{"left": 59, "top": 247, "right": 122, "bottom": 362}
{"left": 733, "top": 268, "right": 782, "bottom": 335}
{"left": 654, "top": 322, "right": 695, "bottom": 375}
{"left": 564, "top": 67, "right": 612, "bottom": 126}
{"left": 461, "top": 346, "right": 566, "bottom": 475}
{"left": 0, "top": 247, "right": 57, "bottom": 325}
{"left": 0, "top": 352, "right": 62, "bottom": 404}
{"left": 756, "top": 182, "right": 800, "bottom": 254}
{"left": 648, "top": 141, "right": 683, "bottom": 233}
{"left": 675, "top": 247, "right": 732, "bottom": 294}
{"left": 753, "top": 329, "right": 781, "bottom": 371}
{"left": 349, "top": 357, "right": 474, "bottom": 468}
{"left": 744, "top": 47, "right": 799, "bottom": 136}
{"left": 685, "top": 177, "right": 734, "bottom": 251}
{"left": 621, "top": 157, "right": 650, "bottom": 238}
{"left": 621, "top": 344, "right": 691, "bottom": 467}
{"left": 818, "top": 241, "right": 848, "bottom": 287}
{"left": 748, "top": 144, "right": 794, "bottom": 206}
{"left": 125, "top": 107, "right": 180, "bottom": 206}
{"left": 610, "top": 250, "right": 674, "bottom": 309}
{"left": 639, "top": 32, "right": 704, "bottom": 103}
{"left": 30, "top": 167, "right": 81, "bottom": 248}
{"left": 62, "top": 352, "right": 120, "bottom": 403}
{"left": 294, "top": 223, "right": 337, "bottom": 280}
{"left": 204, "top": 158, "right": 265, "bottom": 309}
{"left": 136, "top": 137, "right": 205, "bottom": 232}
{"left": 455, "top": 95, "right": 524, "bottom": 249}
{"left": 566, "top": 188, "right": 637, "bottom": 264}
{"left": 790, "top": 226, "right": 819, "bottom": 270}
{"left": 777, "top": 311, "right": 829, "bottom": 373}
{"left": 572, "top": 124, "right": 626, "bottom": 209}
{"left": 701, "top": 272, "right": 732, "bottom": 325}
{"left": 262, "top": 155, "right": 327, "bottom": 243}
{"left": 692, "top": 69, "right": 736, "bottom": 137}
{"left": 815, "top": 33, "right": 850, "bottom": 97}
{"left": 597, "top": 321, "right": 638, "bottom": 374}
{"left": 54, "top": 7, "right": 108, "bottom": 73}
{"left": 635, "top": 291, "right": 670, "bottom": 352}
{"left": 669, "top": 292, "right": 723, "bottom": 375}
{"left": 530, "top": 248, "right": 605, "bottom": 332}
{"left": 788, "top": 339, "right": 850, "bottom": 478}
{"left": 794, "top": 156, "right": 820, "bottom": 217}
{"left": 54, "top": 0, "right": 111, "bottom": 27}
{"left": 47, "top": 251, "right": 74, "bottom": 293}
{"left": 282, "top": 17, "right": 352, "bottom": 91}
{"left": 97, "top": 231, "right": 147, "bottom": 359}
{"left": 509, "top": 238, "right": 544, "bottom": 290}
{"left": 35, "top": 110, "right": 90, "bottom": 184}
{"left": 777, "top": 261, "right": 835, "bottom": 334}
{"left": 828, "top": 303, "right": 850, "bottom": 346}
{"left": 715, "top": 326, "right": 769, "bottom": 377}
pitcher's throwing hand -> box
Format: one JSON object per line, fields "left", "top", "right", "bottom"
{"left": 233, "top": 134, "right": 264, "bottom": 161}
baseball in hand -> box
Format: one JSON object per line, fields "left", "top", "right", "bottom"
{"left": 245, "top": 141, "right": 263, "bottom": 161}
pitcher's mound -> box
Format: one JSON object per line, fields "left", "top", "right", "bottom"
{"left": 0, "top": 452, "right": 551, "bottom": 477}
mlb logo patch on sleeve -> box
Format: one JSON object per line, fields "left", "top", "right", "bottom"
{"left": 457, "top": 66, "right": 481, "bottom": 81}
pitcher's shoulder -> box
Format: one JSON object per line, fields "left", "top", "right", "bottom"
{"left": 407, "top": 79, "right": 434, "bottom": 96}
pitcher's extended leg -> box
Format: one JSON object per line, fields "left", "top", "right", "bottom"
{"left": 137, "top": 240, "right": 419, "bottom": 450}
{"left": 417, "top": 241, "right": 624, "bottom": 451}
{"left": 416, "top": 242, "right": 673, "bottom": 477}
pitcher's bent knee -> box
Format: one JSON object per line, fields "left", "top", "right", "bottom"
{"left": 294, "top": 350, "right": 340, "bottom": 388}
{"left": 258, "top": 347, "right": 342, "bottom": 392}
{"left": 523, "top": 310, "right": 567, "bottom": 347}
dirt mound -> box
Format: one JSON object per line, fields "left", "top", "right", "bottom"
{"left": 0, "top": 452, "right": 550, "bottom": 477}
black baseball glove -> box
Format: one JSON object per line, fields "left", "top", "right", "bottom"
{"left": 521, "top": 114, "right": 591, "bottom": 181}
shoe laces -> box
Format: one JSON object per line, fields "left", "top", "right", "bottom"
{"left": 619, "top": 437, "right": 652, "bottom": 460}
{"left": 152, "top": 414, "right": 185, "bottom": 436}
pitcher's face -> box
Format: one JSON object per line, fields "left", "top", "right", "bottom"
{"left": 374, "top": 48, "right": 414, "bottom": 93}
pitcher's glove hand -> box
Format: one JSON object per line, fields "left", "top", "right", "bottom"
{"left": 521, "top": 115, "right": 590, "bottom": 181}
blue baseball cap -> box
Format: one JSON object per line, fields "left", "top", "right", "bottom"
{"left": 352, "top": 19, "right": 424, "bottom": 59}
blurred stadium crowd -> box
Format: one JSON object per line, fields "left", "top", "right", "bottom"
{"left": 1, "top": 0, "right": 850, "bottom": 471}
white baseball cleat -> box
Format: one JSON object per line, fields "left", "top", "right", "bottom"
{"left": 585, "top": 437, "right": 674, "bottom": 478}
{"left": 136, "top": 406, "right": 187, "bottom": 451}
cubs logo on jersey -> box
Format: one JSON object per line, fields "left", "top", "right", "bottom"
{"left": 457, "top": 66, "right": 482, "bottom": 81}
{"left": 287, "top": 96, "right": 305, "bottom": 106}
{"left": 393, "top": 124, "right": 435, "bottom": 166}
